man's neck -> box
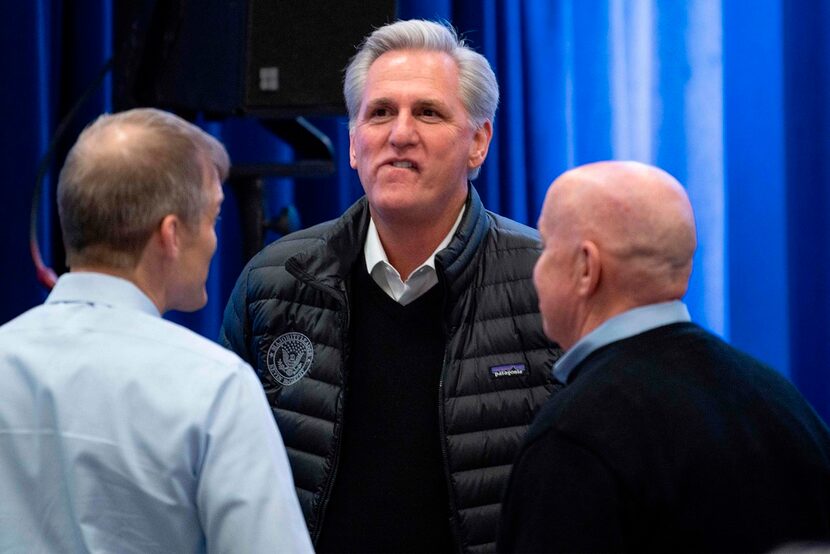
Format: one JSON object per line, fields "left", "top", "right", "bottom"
{"left": 71, "top": 264, "right": 166, "bottom": 314}
{"left": 371, "top": 204, "right": 464, "bottom": 281}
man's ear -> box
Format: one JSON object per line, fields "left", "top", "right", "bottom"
{"left": 349, "top": 131, "right": 358, "bottom": 169}
{"left": 576, "top": 240, "right": 601, "bottom": 297}
{"left": 156, "top": 214, "right": 182, "bottom": 259}
{"left": 468, "top": 120, "right": 493, "bottom": 170}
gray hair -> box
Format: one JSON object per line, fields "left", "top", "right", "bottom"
{"left": 344, "top": 19, "right": 499, "bottom": 179}
{"left": 57, "top": 108, "right": 230, "bottom": 269}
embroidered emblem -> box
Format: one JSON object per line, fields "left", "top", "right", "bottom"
{"left": 266, "top": 332, "right": 314, "bottom": 386}
{"left": 490, "top": 363, "right": 528, "bottom": 379}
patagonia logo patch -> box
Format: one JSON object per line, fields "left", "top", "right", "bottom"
{"left": 490, "top": 363, "right": 528, "bottom": 379}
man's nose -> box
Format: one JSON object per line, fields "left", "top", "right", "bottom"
{"left": 389, "top": 112, "right": 418, "bottom": 147}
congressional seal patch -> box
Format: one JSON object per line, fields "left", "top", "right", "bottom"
{"left": 266, "top": 332, "right": 314, "bottom": 386}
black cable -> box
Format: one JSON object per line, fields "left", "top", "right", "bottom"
{"left": 30, "top": 56, "right": 114, "bottom": 289}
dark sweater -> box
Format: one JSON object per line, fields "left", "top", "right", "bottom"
{"left": 317, "top": 259, "right": 453, "bottom": 553}
{"left": 499, "top": 322, "right": 830, "bottom": 553}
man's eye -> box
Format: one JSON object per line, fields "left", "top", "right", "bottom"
{"left": 371, "top": 108, "right": 390, "bottom": 118}
{"left": 419, "top": 108, "right": 443, "bottom": 121}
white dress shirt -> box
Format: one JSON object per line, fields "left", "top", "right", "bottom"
{"left": 364, "top": 206, "right": 465, "bottom": 305}
{"left": 0, "top": 272, "right": 313, "bottom": 553}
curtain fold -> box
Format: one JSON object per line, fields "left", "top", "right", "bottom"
{"left": 2, "top": 0, "right": 828, "bottom": 420}
{"left": 782, "top": 0, "right": 830, "bottom": 417}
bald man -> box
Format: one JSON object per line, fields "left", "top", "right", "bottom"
{"left": 497, "top": 161, "right": 830, "bottom": 552}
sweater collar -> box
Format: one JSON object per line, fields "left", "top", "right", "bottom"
{"left": 553, "top": 300, "right": 691, "bottom": 384}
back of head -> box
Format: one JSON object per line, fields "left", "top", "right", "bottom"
{"left": 58, "top": 108, "right": 229, "bottom": 270}
{"left": 343, "top": 19, "right": 499, "bottom": 135}
{"left": 548, "top": 161, "right": 697, "bottom": 309}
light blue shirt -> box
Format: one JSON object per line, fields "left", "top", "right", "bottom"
{"left": 553, "top": 300, "right": 692, "bottom": 385}
{"left": 0, "top": 272, "right": 313, "bottom": 553}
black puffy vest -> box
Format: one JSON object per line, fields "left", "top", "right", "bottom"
{"left": 221, "top": 188, "right": 560, "bottom": 552}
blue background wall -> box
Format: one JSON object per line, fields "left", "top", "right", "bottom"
{"left": 2, "top": 0, "right": 828, "bottom": 419}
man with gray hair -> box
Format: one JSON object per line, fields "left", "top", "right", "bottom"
{"left": 498, "top": 161, "right": 830, "bottom": 552}
{"left": 221, "top": 19, "right": 559, "bottom": 552}
{"left": 0, "top": 108, "right": 312, "bottom": 553}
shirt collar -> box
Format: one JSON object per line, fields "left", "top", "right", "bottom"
{"left": 553, "top": 300, "right": 691, "bottom": 385}
{"left": 46, "top": 272, "right": 161, "bottom": 318}
{"left": 364, "top": 205, "right": 466, "bottom": 278}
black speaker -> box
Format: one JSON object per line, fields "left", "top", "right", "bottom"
{"left": 113, "top": 0, "right": 397, "bottom": 117}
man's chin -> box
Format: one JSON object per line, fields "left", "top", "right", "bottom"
{"left": 368, "top": 195, "right": 424, "bottom": 219}
{"left": 542, "top": 321, "right": 560, "bottom": 346}
{"left": 170, "top": 290, "right": 208, "bottom": 313}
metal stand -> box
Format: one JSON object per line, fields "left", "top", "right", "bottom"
{"left": 228, "top": 116, "right": 335, "bottom": 261}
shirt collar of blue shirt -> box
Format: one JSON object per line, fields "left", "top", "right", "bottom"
{"left": 552, "top": 300, "right": 691, "bottom": 385}
{"left": 46, "top": 272, "right": 161, "bottom": 318}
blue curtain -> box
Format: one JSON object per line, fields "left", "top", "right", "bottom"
{"left": 2, "top": 0, "right": 828, "bottom": 420}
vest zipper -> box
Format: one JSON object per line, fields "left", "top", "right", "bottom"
{"left": 285, "top": 257, "right": 351, "bottom": 545}
{"left": 439, "top": 325, "right": 464, "bottom": 553}
{"left": 311, "top": 284, "right": 349, "bottom": 545}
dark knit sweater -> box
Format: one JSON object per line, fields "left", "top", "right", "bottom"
{"left": 317, "top": 258, "right": 453, "bottom": 553}
{"left": 499, "top": 322, "right": 830, "bottom": 553}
